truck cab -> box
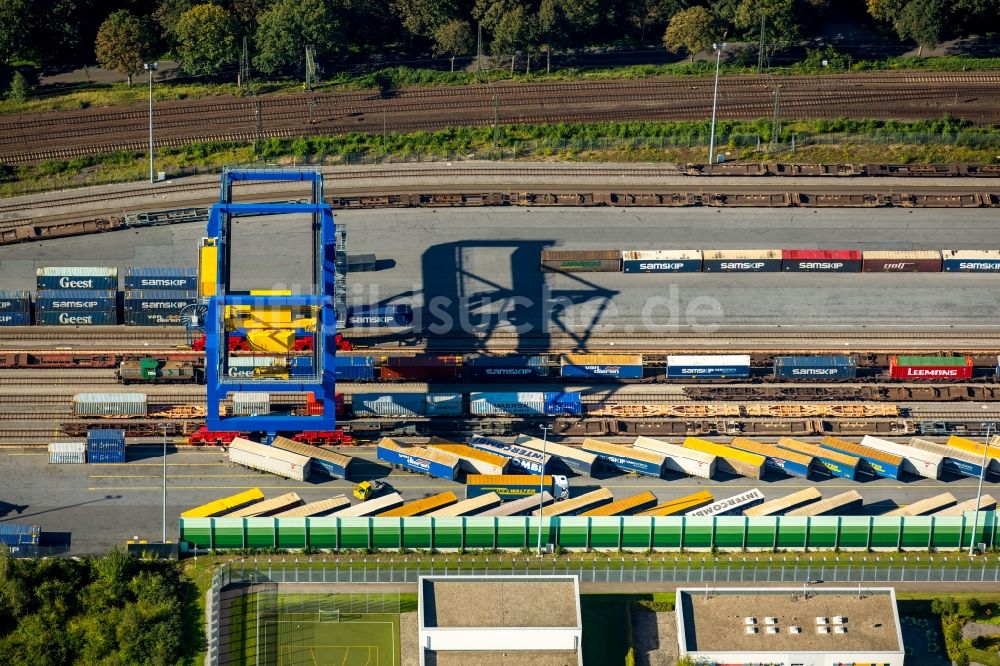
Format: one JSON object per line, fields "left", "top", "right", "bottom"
{"left": 552, "top": 475, "right": 570, "bottom": 500}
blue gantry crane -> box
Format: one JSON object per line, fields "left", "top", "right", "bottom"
{"left": 200, "top": 168, "right": 338, "bottom": 441}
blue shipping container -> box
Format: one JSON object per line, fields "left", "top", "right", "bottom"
{"left": 560, "top": 363, "right": 644, "bottom": 379}
{"left": 124, "top": 267, "right": 198, "bottom": 291}
{"left": 346, "top": 304, "right": 413, "bottom": 327}
{"left": 773, "top": 355, "right": 857, "bottom": 380}
{"left": 124, "top": 290, "right": 197, "bottom": 308}
{"left": 0, "top": 524, "right": 40, "bottom": 547}
{"left": 35, "top": 290, "right": 116, "bottom": 311}
{"left": 425, "top": 393, "right": 463, "bottom": 416}
{"left": 36, "top": 269, "right": 117, "bottom": 291}
{"left": 376, "top": 442, "right": 458, "bottom": 480}
{"left": 0, "top": 312, "right": 30, "bottom": 326}
{"left": 0, "top": 291, "right": 30, "bottom": 313}
{"left": 543, "top": 392, "right": 582, "bottom": 415}
{"left": 125, "top": 311, "right": 184, "bottom": 326}
{"left": 352, "top": 393, "right": 426, "bottom": 417}
{"left": 87, "top": 429, "right": 125, "bottom": 463}
{"left": 465, "top": 355, "right": 549, "bottom": 380}
{"left": 37, "top": 310, "right": 117, "bottom": 326}
{"left": 467, "top": 435, "right": 550, "bottom": 474}
{"left": 334, "top": 356, "right": 375, "bottom": 381}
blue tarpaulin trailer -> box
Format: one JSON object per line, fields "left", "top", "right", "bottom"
{"left": 376, "top": 438, "right": 459, "bottom": 480}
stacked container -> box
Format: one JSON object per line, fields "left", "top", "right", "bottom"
{"left": 35, "top": 289, "right": 117, "bottom": 325}
{"left": 37, "top": 266, "right": 118, "bottom": 291}
{"left": 0, "top": 290, "right": 31, "bottom": 326}
{"left": 123, "top": 267, "right": 198, "bottom": 326}
{"left": 48, "top": 442, "right": 86, "bottom": 464}
{"left": 87, "top": 429, "right": 126, "bottom": 463}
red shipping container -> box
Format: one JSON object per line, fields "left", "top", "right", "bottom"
{"left": 889, "top": 356, "right": 973, "bottom": 381}
{"left": 782, "top": 249, "right": 862, "bottom": 260}
{"left": 381, "top": 355, "right": 463, "bottom": 380}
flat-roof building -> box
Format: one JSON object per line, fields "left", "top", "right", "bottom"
{"left": 676, "top": 587, "right": 904, "bottom": 666}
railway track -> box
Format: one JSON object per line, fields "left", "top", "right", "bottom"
{"left": 5, "top": 72, "right": 1000, "bottom": 164}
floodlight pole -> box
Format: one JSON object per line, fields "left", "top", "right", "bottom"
{"left": 538, "top": 424, "right": 553, "bottom": 556}
{"left": 144, "top": 62, "right": 158, "bottom": 183}
{"left": 708, "top": 43, "right": 726, "bottom": 165}
{"left": 970, "top": 421, "right": 993, "bottom": 555}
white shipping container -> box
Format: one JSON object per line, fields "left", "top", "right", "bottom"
{"left": 860, "top": 435, "right": 942, "bottom": 479}
{"left": 228, "top": 356, "right": 278, "bottom": 367}
{"left": 73, "top": 392, "right": 147, "bottom": 417}
{"left": 48, "top": 441, "right": 86, "bottom": 464}
{"left": 667, "top": 354, "right": 752, "bottom": 367}
{"left": 232, "top": 391, "right": 270, "bottom": 416}
{"left": 621, "top": 250, "right": 703, "bottom": 261}
{"left": 228, "top": 437, "right": 311, "bottom": 481}
{"left": 632, "top": 436, "right": 717, "bottom": 479}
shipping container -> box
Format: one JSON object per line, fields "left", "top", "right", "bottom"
{"left": 180, "top": 488, "right": 266, "bottom": 518}
{"left": 124, "top": 266, "right": 198, "bottom": 291}
{"left": 860, "top": 435, "right": 942, "bottom": 479}
{"left": 73, "top": 392, "right": 147, "bottom": 417}
{"left": 544, "top": 392, "right": 582, "bottom": 415}
{"left": 782, "top": 249, "right": 862, "bottom": 272}
{"left": 125, "top": 311, "right": 186, "bottom": 326}
{"left": 514, "top": 435, "right": 597, "bottom": 476}
{"left": 685, "top": 489, "right": 766, "bottom": 518}
{"left": 559, "top": 354, "right": 644, "bottom": 379}
{"left": 942, "top": 250, "right": 1000, "bottom": 272}
{"left": 271, "top": 435, "right": 355, "bottom": 479}
{"left": 34, "top": 289, "right": 117, "bottom": 312}
{"left": 536, "top": 488, "right": 614, "bottom": 516}
{"left": 381, "top": 355, "right": 462, "bottom": 381}
{"left": 702, "top": 249, "right": 782, "bottom": 272}
{"left": 632, "top": 436, "right": 716, "bottom": 479}
{"left": 347, "top": 254, "right": 377, "bottom": 272}
{"left": 743, "top": 488, "right": 822, "bottom": 517}
{"left": 467, "top": 436, "right": 551, "bottom": 474}
{"left": 0, "top": 291, "right": 30, "bottom": 313}
{"left": 621, "top": 250, "right": 702, "bottom": 273}
{"left": 334, "top": 356, "right": 376, "bottom": 381}
{"left": 889, "top": 355, "right": 973, "bottom": 381}
{"left": 786, "top": 490, "right": 863, "bottom": 517}
{"left": 728, "top": 437, "right": 811, "bottom": 478}
{"left": 773, "top": 355, "right": 857, "bottom": 380}
{"left": 464, "top": 355, "right": 549, "bottom": 380}
{"left": 682, "top": 437, "right": 765, "bottom": 479}
{"left": 666, "top": 355, "right": 751, "bottom": 379}
{"left": 635, "top": 491, "right": 714, "bottom": 517}
{"left": 331, "top": 492, "right": 405, "bottom": 517}
{"left": 48, "top": 442, "right": 86, "bottom": 464}
{"left": 478, "top": 492, "right": 554, "bottom": 517}
{"left": 908, "top": 437, "right": 988, "bottom": 478}
{"left": 931, "top": 494, "right": 997, "bottom": 517}
{"left": 36, "top": 309, "right": 117, "bottom": 326}
{"left": 346, "top": 304, "right": 413, "bottom": 327}
{"left": 425, "top": 492, "right": 502, "bottom": 517}
{"left": 224, "top": 355, "right": 287, "bottom": 379}
{"left": 377, "top": 491, "right": 458, "bottom": 517}
{"left": 775, "top": 437, "right": 858, "bottom": 479}
{"left": 376, "top": 438, "right": 460, "bottom": 480}
{"left": 540, "top": 249, "right": 621, "bottom": 272}
{"left": 124, "top": 290, "right": 197, "bottom": 315}
{"left": 0, "top": 524, "right": 40, "bottom": 547}
{"left": 862, "top": 250, "right": 942, "bottom": 272}
{"left": 87, "top": 429, "right": 125, "bottom": 464}
{"left": 469, "top": 391, "right": 582, "bottom": 416}
{"left": 228, "top": 437, "right": 312, "bottom": 481}
{"left": 271, "top": 496, "right": 352, "bottom": 517}
{"left": 427, "top": 439, "right": 510, "bottom": 475}
{"left": 227, "top": 492, "right": 303, "bottom": 518}
{"left": 36, "top": 266, "right": 118, "bottom": 290}
{"left": 821, "top": 435, "right": 903, "bottom": 480}
{"left": 353, "top": 393, "right": 426, "bottom": 417}
{"left": 882, "top": 492, "right": 957, "bottom": 517}
{"left": 232, "top": 391, "right": 270, "bottom": 416}
{"left": 466, "top": 474, "right": 569, "bottom": 500}
{"left": 582, "top": 438, "right": 667, "bottom": 478}
{"left": 425, "top": 393, "right": 463, "bottom": 416}
{"left": 0, "top": 311, "right": 30, "bottom": 326}
{"left": 581, "top": 491, "right": 658, "bottom": 516}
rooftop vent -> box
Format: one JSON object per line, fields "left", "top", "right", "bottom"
{"left": 744, "top": 617, "right": 757, "bottom": 625}
{"left": 746, "top": 626, "right": 758, "bottom": 634}
{"left": 789, "top": 626, "right": 801, "bottom": 634}
{"left": 835, "top": 626, "right": 848, "bottom": 634}
{"left": 766, "top": 626, "right": 780, "bottom": 634}
{"left": 833, "top": 615, "right": 847, "bottom": 624}
{"left": 817, "top": 626, "right": 830, "bottom": 634}
{"left": 816, "top": 616, "right": 829, "bottom": 625}
{"left": 765, "top": 617, "right": 778, "bottom": 625}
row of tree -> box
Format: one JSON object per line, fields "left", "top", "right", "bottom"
{"left": 0, "top": 549, "right": 188, "bottom": 665}
{"left": 5, "top": 0, "right": 1000, "bottom": 83}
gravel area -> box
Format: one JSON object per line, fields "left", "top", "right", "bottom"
{"left": 962, "top": 621, "right": 1000, "bottom": 640}
{"left": 400, "top": 612, "right": 419, "bottom": 666}
{"left": 424, "top": 579, "right": 578, "bottom": 628}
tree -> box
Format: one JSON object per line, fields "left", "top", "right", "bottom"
{"left": 7, "top": 71, "right": 28, "bottom": 102}
{"left": 253, "top": 0, "right": 343, "bottom": 75}
{"left": 734, "top": 0, "right": 799, "bottom": 43}
{"left": 0, "top": 0, "right": 35, "bottom": 64}
{"left": 95, "top": 10, "right": 149, "bottom": 86}
{"left": 153, "top": 0, "right": 198, "bottom": 41}
{"left": 393, "top": 0, "right": 462, "bottom": 41}
{"left": 433, "top": 19, "right": 473, "bottom": 71}
{"left": 663, "top": 6, "right": 717, "bottom": 60}
{"left": 176, "top": 4, "right": 238, "bottom": 76}
{"left": 490, "top": 4, "right": 533, "bottom": 72}
{"left": 626, "top": 0, "right": 681, "bottom": 42}
{"left": 895, "top": 0, "right": 949, "bottom": 54}
{"left": 537, "top": 0, "right": 566, "bottom": 72}
{"left": 227, "top": 0, "right": 275, "bottom": 34}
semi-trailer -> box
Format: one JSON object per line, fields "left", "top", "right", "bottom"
{"left": 426, "top": 440, "right": 510, "bottom": 475}
{"left": 743, "top": 488, "right": 822, "bottom": 517}
{"left": 682, "top": 437, "right": 765, "bottom": 479}
{"left": 820, "top": 435, "right": 902, "bottom": 480}
{"left": 536, "top": 488, "right": 614, "bottom": 516}
{"left": 271, "top": 435, "right": 355, "bottom": 479}
{"left": 786, "top": 491, "right": 863, "bottom": 517}
{"left": 376, "top": 438, "right": 460, "bottom": 480}
{"left": 228, "top": 437, "right": 312, "bottom": 481}
{"left": 426, "top": 493, "right": 503, "bottom": 517}
{"left": 331, "top": 492, "right": 405, "bottom": 517}
{"left": 632, "top": 436, "right": 716, "bottom": 479}
{"left": 581, "top": 438, "right": 667, "bottom": 478}
{"left": 728, "top": 437, "right": 811, "bottom": 478}
{"left": 180, "top": 488, "right": 266, "bottom": 518}
{"left": 467, "top": 435, "right": 551, "bottom": 474}
{"left": 685, "top": 489, "right": 765, "bottom": 518}
{"left": 860, "top": 435, "right": 943, "bottom": 479}
{"left": 580, "top": 491, "right": 658, "bottom": 516}
{"left": 478, "top": 492, "right": 555, "bottom": 517}
{"left": 775, "top": 437, "right": 859, "bottom": 480}
{"left": 514, "top": 435, "right": 597, "bottom": 476}
{"left": 932, "top": 494, "right": 997, "bottom": 517}
{"left": 227, "top": 492, "right": 304, "bottom": 518}
{"left": 883, "top": 492, "right": 957, "bottom": 517}
{"left": 950, "top": 435, "right": 1000, "bottom": 472}
{"left": 908, "top": 437, "right": 989, "bottom": 478}
{"left": 377, "top": 492, "right": 458, "bottom": 517}
{"left": 465, "top": 474, "right": 570, "bottom": 500}
{"left": 272, "top": 496, "right": 352, "bottom": 517}
{"left": 635, "top": 491, "right": 714, "bottom": 517}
